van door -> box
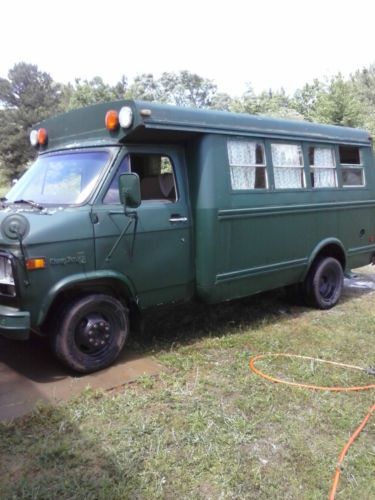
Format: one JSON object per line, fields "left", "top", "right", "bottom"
{"left": 92, "top": 145, "right": 194, "bottom": 308}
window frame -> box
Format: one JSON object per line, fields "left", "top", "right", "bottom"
{"left": 103, "top": 152, "right": 179, "bottom": 204}
{"left": 227, "top": 138, "right": 268, "bottom": 192}
{"left": 338, "top": 145, "right": 366, "bottom": 188}
{"left": 307, "top": 143, "right": 338, "bottom": 190}
{"left": 270, "top": 141, "right": 306, "bottom": 191}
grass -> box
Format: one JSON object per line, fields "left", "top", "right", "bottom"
{"left": 0, "top": 270, "right": 374, "bottom": 499}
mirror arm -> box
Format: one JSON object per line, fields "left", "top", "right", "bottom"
{"left": 104, "top": 212, "right": 137, "bottom": 262}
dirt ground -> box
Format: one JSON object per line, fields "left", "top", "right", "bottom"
{"left": 0, "top": 336, "right": 162, "bottom": 421}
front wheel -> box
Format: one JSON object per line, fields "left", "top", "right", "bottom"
{"left": 51, "top": 294, "right": 129, "bottom": 373}
{"left": 303, "top": 257, "right": 343, "bottom": 309}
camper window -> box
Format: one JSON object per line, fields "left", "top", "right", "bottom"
{"left": 271, "top": 143, "right": 305, "bottom": 189}
{"left": 339, "top": 146, "right": 365, "bottom": 187}
{"left": 227, "top": 140, "right": 267, "bottom": 190}
{"left": 308, "top": 146, "right": 337, "bottom": 188}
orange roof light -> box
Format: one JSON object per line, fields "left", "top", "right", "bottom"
{"left": 37, "top": 128, "right": 48, "bottom": 145}
{"left": 105, "top": 110, "right": 119, "bottom": 131}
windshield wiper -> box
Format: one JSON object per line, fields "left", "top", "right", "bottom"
{"left": 13, "top": 199, "right": 44, "bottom": 210}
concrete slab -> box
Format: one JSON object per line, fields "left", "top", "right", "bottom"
{"left": 0, "top": 336, "right": 162, "bottom": 421}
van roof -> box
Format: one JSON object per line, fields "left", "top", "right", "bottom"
{"left": 35, "top": 99, "right": 372, "bottom": 152}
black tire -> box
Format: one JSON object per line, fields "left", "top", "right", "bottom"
{"left": 303, "top": 257, "right": 343, "bottom": 309}
{"left": 51, "top": 294, "right": 129, "bottom": 373}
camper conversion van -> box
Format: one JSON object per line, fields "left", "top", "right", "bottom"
{"left": 0, "top": 100, "right": 374, "bottom": 372}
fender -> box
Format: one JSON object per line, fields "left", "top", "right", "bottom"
{"left": 37, "top": 270, "right": 138, "bottom": 326}
{"left": 301, "top": 238, "right": 346, "bottom": 280}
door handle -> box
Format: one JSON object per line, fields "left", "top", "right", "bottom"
{"left": 169, "top": 214, "right": 188, "bottom": 223}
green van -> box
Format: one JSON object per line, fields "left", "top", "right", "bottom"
{"left": 0, "top": 100, "right": 374, "bottom": 372}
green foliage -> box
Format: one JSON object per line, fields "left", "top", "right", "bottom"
{"left": 312, "top": 74, "right": 363, "bottom": 127}
{"left": 126, "top": 73, "right": 162, "bottom": 102}
{"left": 67, "top": 76, "right": 127, "bottom": 109}
{"left": 0, "top": 62, "right": 63, "bottom": 181}
{"left": 292, "top": 79, "right": 323, "bottom": 121}
{"left": 127, "top": 70, "right": 217, "bottom": 108}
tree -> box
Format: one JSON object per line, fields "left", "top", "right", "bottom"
{"left": 0, "top": 62, "right": 63, "bottom": 181}
{"left": 351, "top": 65, "right": 375, "bottom": 136}
{"left": 68, "top": 76, "right": 127, "bottom": 109}
{"left": 292, "top": 79, "right": 323, "bottom": 121}
{"left": 311, "top": 74, "right": 362, "bottom": 127}
{"left": 127, "top": 71, "right": 218, "bottom": 108}
{"left": 126, "top": 73, "right": 162, "bottom": 102}
{"left": 159, "top": 71, "right": 217, "bottom": 108}
{"left": 236, "top": 85, "right": 304, "bottom": 120}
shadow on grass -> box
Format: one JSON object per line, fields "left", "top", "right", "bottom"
{"left": 0, "top": 398, "right": 153, "bottom": 498}
{"left": 130, "top": 271, "right": 375, "bottom": 354}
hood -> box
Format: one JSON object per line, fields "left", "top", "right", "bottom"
{"left": 0, "top": 205, "right": 93, "bottom": 250}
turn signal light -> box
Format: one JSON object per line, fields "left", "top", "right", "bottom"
{"left": 105, "top": 110, "right": 119, "bottom": 131}
{"left": 26, "top": 258, "right": 46, "bottom": 270}
{"left": 37, "top": 128, "right": 48, "bottom": 145}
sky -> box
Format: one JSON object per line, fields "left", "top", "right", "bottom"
{"left": 1, "top": 0, "right": 374, "bottom": 96}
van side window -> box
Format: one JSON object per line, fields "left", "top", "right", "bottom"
{"left": 308, "top": 146, "right": 337, "bottom": 188}
{"left": 227, "top": 140, "right": 267, "bottom": 190}
{"left": 339, "top": 146, "right": 365, "bottom": 187}
{"left": 131, "top": 154, "right": 177, "bottom": 202}
{"left": 271, "top": 143, "right": 305, "bottom": 189}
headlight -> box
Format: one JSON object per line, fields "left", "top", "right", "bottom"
{"left": 0, "top": 256, "right": 14, "bottom": 285}
{"left": 0, "top": 256, "right": 15, "bottom": 296}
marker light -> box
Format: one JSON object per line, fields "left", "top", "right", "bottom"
{"left": 119, "top": 106, "right": 133, "bottom": 128}
{"left": 37, "top": 128, "right": 48, "bottom": 145}
{"left": 26, "top": 257, "right": 46, "bottom": 271}
{"left": 30, "top": 130, "right": 38, "bottom": 146}
{"left": 30, "top": 128, "right": 48, "bottom": 147}
{"left": 105, "top": 110, "right": 119, "bottom": 131}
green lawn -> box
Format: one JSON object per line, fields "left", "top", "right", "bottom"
{"left": 0, "top": 272, "right": 374, "bottom": 499}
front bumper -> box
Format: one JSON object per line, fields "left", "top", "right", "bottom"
{"left": 0, "top": 305, "right": 30, "bottom": 340}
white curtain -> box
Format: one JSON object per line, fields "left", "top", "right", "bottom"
{"left": 271, "top": 144, "right": 303, "bottom": 189}
{"left": 228, "top": 140, "right": 257, "bottom": 189}
{"left": 228, "top": 140, "right": 256, "bottom": 166}
{"left": 312, "top": 147, "right": 334, "bottom": 167}
{"left": 230, "top": 165, "right": 256, "bottom": 189}
{"left": 274, "top": 168, "right": 302, "bottom": 189}
{"left": 311, "top": 147, "right": 336, "bottom": 188}
{"left": 313, "top": 168, "right": 336, "bottom": 187}
{"left": 271, "top": 144, "right": 302, "bottom": 167}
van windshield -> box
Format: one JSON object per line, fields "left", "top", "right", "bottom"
{"left": 6, "top": 150, "right": 111, "bottom": 206}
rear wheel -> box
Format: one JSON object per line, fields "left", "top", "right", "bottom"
{"left": 303, "top": 257, "right": 343, "bottom": 309}
{"left": 51, "top": 294, "right": 129, "bottom": 373}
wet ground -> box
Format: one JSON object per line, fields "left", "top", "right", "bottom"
{"left": 0, "top": 337, "right": 162, "bottom": 421}
{"left": 1, "top": 265, "right": 375, "bottom": 421}
{"left": 344, "top": 266, "right": 375, "bottom": 293}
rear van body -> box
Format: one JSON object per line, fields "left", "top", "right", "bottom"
{"left": 0, "top": 100, "right": 373, "bottom": 372}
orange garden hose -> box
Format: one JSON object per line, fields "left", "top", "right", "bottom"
{"left": 249, "top": 353, "right": 375, "bottom": 499}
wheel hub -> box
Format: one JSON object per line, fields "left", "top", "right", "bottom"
{"left": 76, "top": 313, "right": 112, "bottom": 354}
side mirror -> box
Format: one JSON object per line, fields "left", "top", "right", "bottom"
{"left": 119, "top": 173, "right": 141, "bottom": 209}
